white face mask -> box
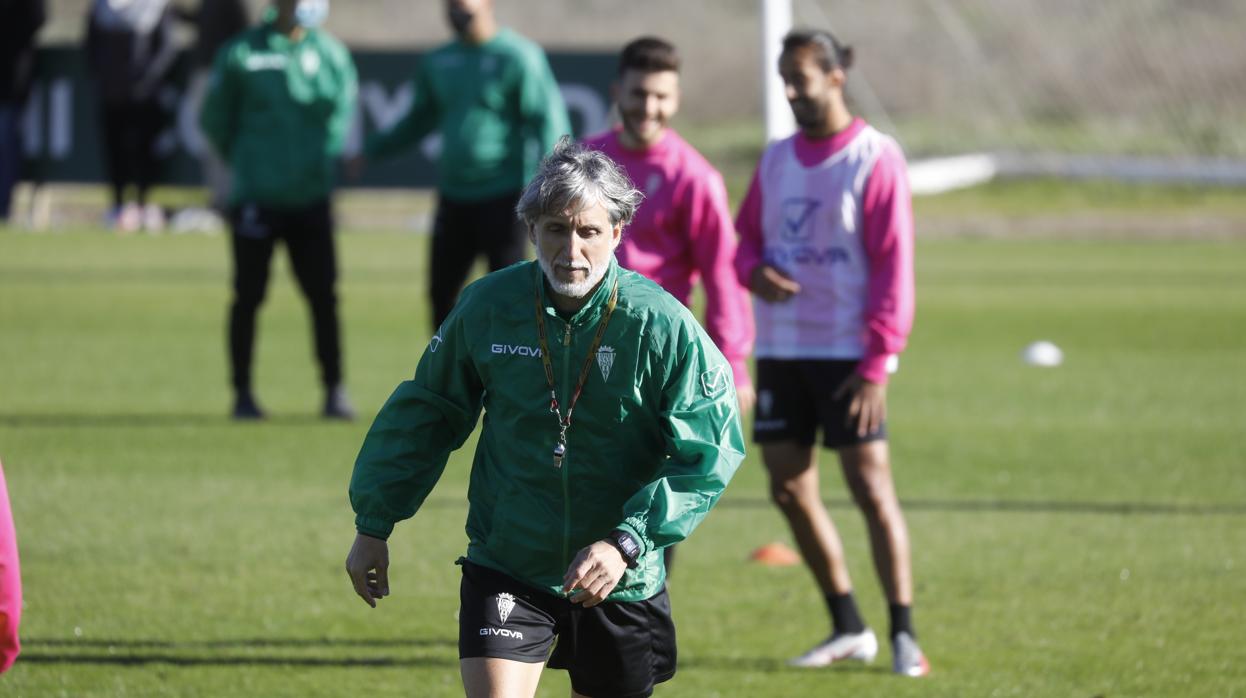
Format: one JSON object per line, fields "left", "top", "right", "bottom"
{"left": 294, "top": 0, "right": 329, "bottom": 28}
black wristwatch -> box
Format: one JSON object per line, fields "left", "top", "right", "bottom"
{"left": 606, "top": 530, "right": 641, "bottom": 569}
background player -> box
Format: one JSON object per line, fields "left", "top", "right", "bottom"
{"left": 200, "top": 0, "right": 358, "bottom": 420}
{"left": 735, "top": 29, "right": 928, "bottom": 677}
{"left": 350, "top": 0, "right": 570, "bottom": 329}
{"left": 584, "top": 36, "right": 754, "bottom": 412}
{"left": 584, "top": 37, "right": 754, "bottom": 575}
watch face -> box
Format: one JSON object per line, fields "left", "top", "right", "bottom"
{"left": 615, "top": 532, "right": 639, "bottom": 558}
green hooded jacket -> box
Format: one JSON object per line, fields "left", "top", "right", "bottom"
{"left": 199, "top": 17, "right": 356, "bottom": 209}
{"left": 349, "top": 260, "right": 745, "bottom": 602}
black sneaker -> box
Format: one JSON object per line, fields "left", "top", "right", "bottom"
{"left": 233, "top": 392, "right": 266, "bottom": 420}
{"left": 323, "top": 385, "right": 356, "bottom": 420}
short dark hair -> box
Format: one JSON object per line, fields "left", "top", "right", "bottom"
{"left": 782, "top": 29, "right": 854, "bottom": 72}
{"left": 618, "top": 36, "right": 680, "bottom": 75}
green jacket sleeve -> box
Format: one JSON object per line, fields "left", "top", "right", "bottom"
{"left": 615, "top": 320, "right": 745, "bottom": 557}
{"left": 348, "top": 302, "right": 484, "bottom": 539}
{"left": 198, "top": 42, "right": 239, "bottom": 159}
{"left": 516, "top": 46, "right": 570, "bottom": 177}
{"left": 363, "top": 61, "right": 438, "bottom": 161}
{"left": 326, "top": 40, "right": 358, "bottom": 156}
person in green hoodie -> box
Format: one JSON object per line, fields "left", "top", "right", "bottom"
{"left": 348, "top": 0, "right": 570, "bottom": 330}
{"left": 199, "top": 0, "right": 357, "bottom": 420}
{"left": 345, "top": 138, "right": 744, "bottom": 698}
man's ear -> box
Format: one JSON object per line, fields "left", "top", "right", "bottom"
{"left": 829, "top": 66, "right": 847, "bottom": 88}
{"left": 610, "top": 223, "right": 623, "bottom": 249}
{"left": 527, "top": 223, "right": 537, "bottom": 245}
{"left": 610, "top": 80, "right": 620, "bottom": 105}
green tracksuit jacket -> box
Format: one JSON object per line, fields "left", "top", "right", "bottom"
{"left": 199, "top": 19, "right": 357, "bottom": 209}
{"left": 363, "top": 28, "right": 570, "bottom": 202}
{"left": 349, "top": 260, "right": 745, "bottom": 602}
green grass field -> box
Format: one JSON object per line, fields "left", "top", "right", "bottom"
{"left": 2, "top": 225, "right": 1245, "bottom": 697}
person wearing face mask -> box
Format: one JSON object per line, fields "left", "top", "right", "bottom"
{"left": 199, "top": 0, "right": 358, "bottom": 420}
{"left": 349, "top": 0, "right": 570, "bottom": 331}
{"left": 345, "top": 138, "right": 743, "bottom": 698}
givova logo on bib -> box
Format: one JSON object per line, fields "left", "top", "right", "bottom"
{"left": 781, "top": 197, "right": 821, "bottom": 241}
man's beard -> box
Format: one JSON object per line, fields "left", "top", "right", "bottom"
{"left": 447, "top": 8, "right": 473, "bottom": 34}
{"left": 791, "top": 99, "right": 827, "bottom": 129}
{"left": 621, "top": 111, "right": 660, "bottom": 144}
{"left": 538, "top": 252, "right": 612, "bottom": 300}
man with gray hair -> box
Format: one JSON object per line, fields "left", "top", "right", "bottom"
{"left": 345, "top": 137, "right": 744, "bottom": 697}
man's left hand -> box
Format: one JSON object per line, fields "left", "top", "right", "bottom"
{"left": 833, "top": 372, "right": 887, "bottom": 438}
{"left": 562, "top": 541, "right": 627, "bottom": 608}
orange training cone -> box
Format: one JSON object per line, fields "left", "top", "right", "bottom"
{"left": 749, "top": 541, "right": 801, "bottom": 566}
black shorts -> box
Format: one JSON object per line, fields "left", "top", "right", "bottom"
{"left": 458, "top": 561, "right": 676, "bottom": 698}
{"left": 753, "top": 359, "right": 887, "bottom": 449}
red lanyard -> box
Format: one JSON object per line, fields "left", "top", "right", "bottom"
{"left": 533, "top": 276, "right": 619, "bottom": 468}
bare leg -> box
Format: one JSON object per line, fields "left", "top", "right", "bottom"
{"left": 460, "top": 657, "right": 544, "bottom": 698}
{"left": 838, "top": 440, "right": 912, "bottom": 604}
{"left": 763, "top": 441, "right": 853, "bottom": 595}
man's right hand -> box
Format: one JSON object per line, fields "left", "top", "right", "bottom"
{"left": 749, "top": 264, "right": 802, "bottom": 303}
{"left": 345, "top": 532, "right": 389, "bottom": 608}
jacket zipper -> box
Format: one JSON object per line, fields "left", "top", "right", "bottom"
{"left": 560, "top": 317, "right": 574, "bottom": 568}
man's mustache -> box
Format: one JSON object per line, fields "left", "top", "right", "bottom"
{"left": 555, "top": 259, "right": 590, "bottom": 272}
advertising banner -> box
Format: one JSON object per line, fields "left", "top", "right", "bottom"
{"left": 20, "top": 46, "right": 615, "bottom": 188}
